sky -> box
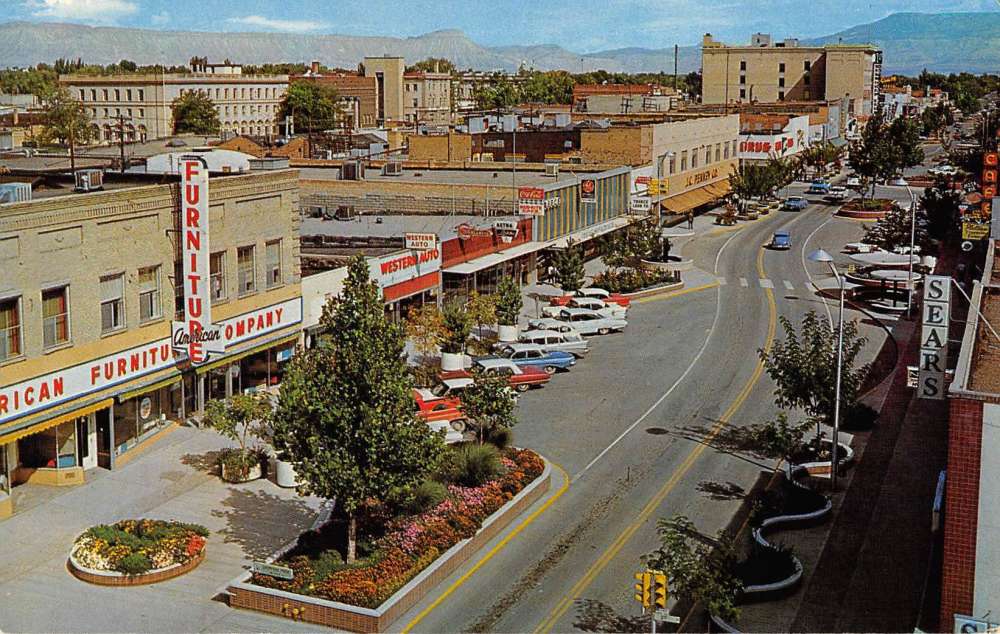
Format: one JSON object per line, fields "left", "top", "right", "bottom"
{"left": 6, "top": 0, "right": 1000, "bottom": 52}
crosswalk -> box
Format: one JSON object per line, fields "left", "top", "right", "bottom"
{"left": 715, "top": 276, "right": 817, "bottom": 292}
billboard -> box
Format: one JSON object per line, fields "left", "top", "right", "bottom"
{"left": 518, "top": 186, "right": 546, "bottom": 216}
{"left": 404, "top": 233, "right": 437, "bottom": 251}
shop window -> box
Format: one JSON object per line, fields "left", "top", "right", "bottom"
{"left": 680, "top": 150, "right": 687, "bottom": 171}
{"left": 42, "top": 286, "right": 70, "bottom": 348}
{"left": 100, "top": 273, "right": 125, "bottom": 333}
{"left": 0, "top": 296, "right": 21, "bottom": 361}
{"left": 238, "top": 246, "right": 256, "bottom": 296}
{"left": 211, "top": 252, "right": 227, "bottom": 302}
{"left": 265, "top": 240, "right": 282, "bottom": 288}
{"left": 691, "top": 150, "right": 698, "bottom": 169}
{"left": 0, "top": 441, "right": 8, "bottom": 495}
{"left": 18, "top": 421, "right": 76, "bottom": 469}
{"left": 138, "top": 266, "right": 162, "bottom": 323}
{"left": 715, "top": 143, "right": 721, "bottom": 162}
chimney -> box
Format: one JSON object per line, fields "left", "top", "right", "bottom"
{"left": 311, "top": 60, "right": 320, "bottom": 75}
{"left": 434, "top": 60, "right": 440, "bottom": 73}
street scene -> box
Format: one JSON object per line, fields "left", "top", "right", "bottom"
{"left": 1, "top": 2, "right": 1000, "bottom": 633}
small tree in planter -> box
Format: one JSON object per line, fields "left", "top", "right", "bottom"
{"left": 495, "top": 276, "right": 523, "bottom": 342}
{"left": 551, "top": 240, "right": 585, "bottom": 293}
{"left": 441, "top": 300, "right": 472, "bottom": 370}
{"left": 204, "top": 392, "right": 272, "bottom": 482}
{"left": 461, "top": 368, "right": 519, "bottom": 444}
{"left": 466, "top": 290, "right": 498, "bottom": 353}
{"left": 271, "top": 256, "right": 445, "bottom": 563}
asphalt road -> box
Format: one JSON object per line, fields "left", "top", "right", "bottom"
{"left": 393, "top": 152, "right": 946, "bottom": 632}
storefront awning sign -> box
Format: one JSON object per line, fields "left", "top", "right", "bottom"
{"left": 404, "top": 232, "right": 437, "bottom": 251}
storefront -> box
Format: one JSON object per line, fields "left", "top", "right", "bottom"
{"left": 441, "top": 217, "right": 536, "bottom": 302}
{"left": 369, "top": 247, "right": 442, "bottom": 321}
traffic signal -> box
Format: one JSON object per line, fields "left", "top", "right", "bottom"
{"left": 653, "top": 572, "right": 668, "bottom": 609}
{"left": 633, "top": 571, "right": 651, "bottom": 607}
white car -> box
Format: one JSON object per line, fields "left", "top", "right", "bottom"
{"left": 541, "top": 296, "right": 626, "bottom": 319}
{"left": 846, "top": 175, "right": 861, "bottom": 188}
{"left": 415, "top": 377, "right": 474, "bottom": 402}
{"left": 526, "top": 318, "right": 579, "bottom": 334}
{"left": 825, "top": 186, "right": 849, "bottom": 202}
{"left": 575, "top": 287, "right": 611, "bottom": 300}
{"left": 929, "top": 165, "right": 958, "bottom": 176}
{"left": 518, "top": 329, "right": 590, "bottom": 358}
{"left": 554, "top": 308, "right": 627, "bottom": 335}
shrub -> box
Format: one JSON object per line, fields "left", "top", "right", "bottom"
{"left": 117, "top": 552, "right": 153, "bottom": 575}
{"left": 486, "top": 426, "right": 513, "bottom": 450}
{"left": 401, "top": 479, "right": 449, "bottom": 516}
{"left": 440, "top": 444, "right": 502, "bottom": 487}
{"left": 218, "top": 447, "right": 261, "bottom": 481}
{"left": 592, "top": 268, "right": 676, "bottom": 294}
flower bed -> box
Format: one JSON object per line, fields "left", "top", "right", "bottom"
{"left": 70, "top": 519, "right": 208, "bottom": 584}
{"left": 248, "top": 448, "right": 544, "bottom": 609}
{"left": 593, "top": 268, "right": 678, "bottom": 294}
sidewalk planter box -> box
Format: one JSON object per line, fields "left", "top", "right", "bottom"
{"left": 497, "top": 324, "right": 518, "bottom": 343}
{"left": 220, "top": 460, "right": 262, "bottom": 484}
{"left": 226, "top": 457, "right": 553, "bottom": 633}
{"left": 440, "top": 351, "right": 464, "bottom": 371}
{"left": 621, "top": 279, "right": 685, "bottom": 300}
{"left": 273, "top": 458, "right": 300, "bottom": 489}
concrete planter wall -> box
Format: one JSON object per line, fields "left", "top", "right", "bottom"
{"left": 621, "top": 280, "right": 685, "bottom": 300}
{"left": 69, "top": 549, "right": 206, "bottom": 586}
{"left": 797, "top": 441, "right": 854, "bottom": 478}
{"left": 497, "top": 324, "right": 518, "bottom": 343}
{"left": 440, "top": 351, "right": 464, "bottom": 371}
{"left": 221, "top": 461, "right": 262, "bottom": 484}
{"left": 226, "top": 458, "right": 553, "bottom": 633}
{"left": 641, "top": 258, "right": 694, "bottom": 273}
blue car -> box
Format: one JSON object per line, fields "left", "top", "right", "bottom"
{"left": 783, "top": 196, "right": 809, "bottom": 211}
{"left": 807, "top": 181, "right": 831, "bottom": 195}
{"left": 771, "top": 230, "right": 791, "bottom": 250}
{"left": 487, "top": 343, "right": 577, "bottom": 375}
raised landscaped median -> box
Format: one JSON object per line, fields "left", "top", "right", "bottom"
{"left": 69, "top": 519, "right": 208, "bottom": 586}
{"left": 226, "top": 447, "right": 551, "bottom": 633}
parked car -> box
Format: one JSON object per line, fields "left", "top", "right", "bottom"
{"left": 526, "top": 318, "right": 580, "bottom": 334}
{"left": 890, "top": 176, "right": 909, "bottom": 186}
{"left": 487, "top": 343, "right": 577, "bottom": 374}
{"left": 440, "top": 358, "right": 551, "bottom": 392}
{"left": 413, "top": 390, "right": 466, "bottom": 443}
{"left": 807, "top": 181, "right": 831, "bottom": 195}
{"left": 783, "top": 196, "right": 809, "bottom": 211}
{"left": 845, "top": 174, "right": 861, "bottom": 188}
{"left": 543, "top": 296, "right": 626, "bottom": 319}
{"left": 553, "top": 308, "right": 628, "bottom": 335}
{"left": 421, "top": 376, "right": 519, "bottom": 404}
{"left": 517, "top": 329, "right": 590, "bottom": 358}
{"left": 825, "top": 186, "right": 849, "bottom": 202}
{"left": 770, "top": 230, "right": 791, "bottom": 250}
{"left": 929, "top": 164, "right": 958, "bottom": 176}
{"left": 550, "top": 287, "right": 631, "bottom": 308}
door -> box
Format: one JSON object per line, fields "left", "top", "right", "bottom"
{"left": 76, "top": 415, "right": 97, "bottom": 470}
{"left": 95, "top": 408, "right": 112, "bottom": 469}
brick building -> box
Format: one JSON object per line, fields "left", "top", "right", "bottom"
{"left": 291, "top": 62, "right": 379, "bottom": 129}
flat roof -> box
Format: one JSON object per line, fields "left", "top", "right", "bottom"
{"left": 300, "top": 214, "right": 520, "bottom": 242}
{"left": 299, "top": 166, "right": 557, "bottom": 188}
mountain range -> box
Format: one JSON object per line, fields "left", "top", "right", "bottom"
{"left": 0, "top": 12, "right": 998, "bottom": 75}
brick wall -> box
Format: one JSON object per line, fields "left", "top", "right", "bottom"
{"left": 940, "top": 396, "right": 984, "bottom": 628}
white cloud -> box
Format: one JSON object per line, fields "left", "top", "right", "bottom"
{"left": 227, "top": 15, "right": 329, "bottom": 33}
{"left": 150, "top": 10, "right": 169, "bottom": 25}
{"left": 27, "top": 0, "right": 138, "bottom": 21}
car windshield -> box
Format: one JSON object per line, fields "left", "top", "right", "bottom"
{"left": 430, "top": 383, "right": 449, "bottom": 397}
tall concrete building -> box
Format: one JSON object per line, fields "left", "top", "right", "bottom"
{"left": 363, "top": 56, "right": 405, "bottom": 124}
{"left": 403, "top": 71, "right": 452, "bottom": 125}
{"left": 701, "top": 33, "right": 882, "bottom": 117}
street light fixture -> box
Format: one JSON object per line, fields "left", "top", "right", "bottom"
{"left": 808, "top": 248, "right": 844, "bottom": 491}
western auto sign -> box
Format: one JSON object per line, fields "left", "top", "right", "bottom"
{"left": 581, "top": 179, "right": 596, "bottom": 200}
{"left": 918, "top": 275, "right": 951, "bottom": 400}
{"left": 369, "top": 248, "right": 442, "bottom": 289}
{"left": 0, "top": 298, "right": 302, "bottom": 426}
{"left": 405, "top": 232, "right": 437, "bottom": 251}
{"left": 175, "top": 156, "right": 224, "bottom": 363}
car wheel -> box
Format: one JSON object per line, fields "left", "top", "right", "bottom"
{"left": 515, "top": 383, "right": 530, "bottom": 393}
{"left": 450, "top": 418, "right": 467, "bottom": 433}
{"left": 598, "top": 327, "right": 610, "bottom": 335}
{"left": 543, "top": 365, "right": 557, "bottom": 375}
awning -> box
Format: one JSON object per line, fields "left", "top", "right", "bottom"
{"left": 0, "top": 398, "right": 113, "bottom": 445}
{"left": 661, "top": 181, "right": 729, "bottom": 214}
{"left": 117, "top": 375, "right": 182, "bottom": 403}
{"left": 443, "top": 241, "right": 542, "bottom": 275}
{"left": 195, "top": 333, "right": 299, "bottom": 375}
{"left": 543, "top": 215, "right": 635, "bottom": 250}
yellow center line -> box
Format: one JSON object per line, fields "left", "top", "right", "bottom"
{"left": 532, "top": 243, "right": 778, "bottom": 634}
{"left": 400, "top": 461, "right": 571, "bottom": 634}
{"left": 634, "top": 281, "right": 720, "bottom": 304}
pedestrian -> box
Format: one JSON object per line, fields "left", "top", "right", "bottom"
{"left": 687, "top": 212, "right": 694, "bottom": 229}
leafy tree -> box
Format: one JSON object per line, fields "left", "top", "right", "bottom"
{"left": 39, "top": 88, "right": 95, "bottom": 173}
{"left": 643, "top": 516, "right": 742, "bottom": 622}
{"left": 744, "top": 412, "right": 815, "bottom": 467}
{"left": 405, "top": 58, "right": 456, "bottom": 75}
{"left": 728, "top": 158, "right": 793, "bottom": 211}
{"left": 495, "top": 276, "right": 523, "bottom": 327}
{"left": 551, "top": 241, "right": 585, "bottom": 293}
{"left": 280, "top": 81, "right": 346, "bottom": 140}
{"left": 920, "top": 102, "right": 954, "bottom": 137}
{"left": 203, "top": 393, "right": 272, "bottom": 479}
{"left": 466, "top": 290, "right": 497, "bottom": 340}
{"left": 520, "top": 71, "right": 575, "bottom": 104}
{"left": 171, "top": 91, "right": 220, "bottom": 135}
{"left": 474, "top": 73, "right": 520, "bottom": 110}
{"left": 271, "top": 256, "right": 444, "bottom": 562}
{"left": 461, "top": 368, "right": 518, "bottom": 444}
{"left": 863, "top": 204, "right": 932, "bottom": 254}
{"left": 759, "top": 311, "right": 870, "bottom": 430}
{"left": 921, "top": 176, "right": 962, "bottom": 243}
{"left": 684, "top": 71, "right": 703, "bottom": 99}
{"left": 441, "top": 300, "right": 472, "bottom": 355}
{"left": 602, "top": 219, "right": 666, "bottom": 269}
{"left": 405, "top": 304, "right": 447, "bottom": 358}
{"left": 888, "top": 116, "right": 925, "bottom": 171}
{"left": 849, "top": 110, "right": 899, "bottom": 200}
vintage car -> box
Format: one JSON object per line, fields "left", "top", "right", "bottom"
{"left": 440, "top": 358, "right": 551, "bottom": 392}
{"left": 543, "top": 296, "right": 627, "bottom": 319}
{"left": 485, "top": 343, "right": 577, "bottom": 374}
{"left": 517, "top": 329, "right": 590, "bottom": 358}
{"left": 552, "top": 308, "right": 628, "bottom": 335}
{"left": 549, "top": 287, "right": 632, "bottom": 308}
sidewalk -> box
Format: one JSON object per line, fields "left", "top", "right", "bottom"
{"left": 0, "top": 426, "right": 324, "bottom": 633}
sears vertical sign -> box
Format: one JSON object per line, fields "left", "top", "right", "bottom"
{"left": 173, "top": 157, "right": 224, "bottom": 364}
{"left": 918, "top": 275, "right": 951, "bottom": 400}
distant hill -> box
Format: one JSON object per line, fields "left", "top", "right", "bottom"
{"left": 0, "top": 12, "right": 998, "bottom": 75}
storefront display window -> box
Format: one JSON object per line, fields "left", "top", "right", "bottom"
{"left": 1, "top": 443, "right": 10, "bottom": 494}
{"left": 113, "top": 387, "right": 172, "bottom": 457}
{"left": 18, "top": 421, "right": 77, "bottom": 469}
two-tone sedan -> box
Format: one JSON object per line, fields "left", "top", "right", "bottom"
{"left": 550, "top": 287, "right": 632, "bottom": 309}
{"left": 517, "top": 329, "right": 589, "bottom": 358}
{"left": 526, "top": 317, "right": 579, "bottom": 334}
{"left": 412, "top": 389, "right": 466, "bottom": 443}
{"left": 488, "top": 343, "right": 576, "bottom": 374}
{"left": 542, "top": 296, "right": 627, "bottom": 319}
{"left": 553, "top": 308, "right": 627, "bottom": 336}
{"left": 440, "top": 358, "right": 551, "bottom": 392}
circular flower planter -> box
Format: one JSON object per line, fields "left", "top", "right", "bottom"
{"left": 69, "top": 549, "right": 206, "bottom": 586}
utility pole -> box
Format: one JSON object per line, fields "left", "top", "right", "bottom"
{"left": 115, "top": 114, "right": 128, "bottom": 174}
{"left": 673, "top": 45, "right": 678, "bottom": 92}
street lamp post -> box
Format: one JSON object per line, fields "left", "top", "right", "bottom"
{"left": 905, "top": 183, "right": 917, "bottom": 316}
{"left": 809, "top": 249, "right": 844, "bottom": 491}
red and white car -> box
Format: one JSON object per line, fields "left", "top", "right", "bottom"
{"left": 413, "top": 387, "right": 467, "bottom": 443}
{"left": 549, "top": 287, "right": 631, "bottom": 309}
{"left": 440, "top": 358, "right": 551, "bottom": 392}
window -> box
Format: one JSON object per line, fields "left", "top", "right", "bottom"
{"left": 668, "top": 154, "right": 676, "bottom": 174}
{"left": 42, "top": 286, "right": 69, "bottom": 348}
{"left": 804, "top": 60, "right": 811, "bottom": 71}
{"left": 0, "top": 296, "right": 21, "bottom": 361}
{"left": 102, "top": 89, "right": 108, "bottom": 100}
{"left": 100, "top": 274, "right": 125, "bottom": 333}
{"left": 715, "top": 143, "right": 721, "bottom": 162}
{"left": 724, "top": 142, "right": 729, "bottom": 159}
{"left": 103, "top": 108, "right": 109, "bottom": 117}
{"left": 79, "top": 89, "right": 86, "bottom": 101}
{"left": 138, "top": 89, "right": 144, "bottom": 100}
{"left": 210, "top": 252, "right": 227, "bottom": 302}
{"left": 265, "top": 240, "right": 282, "bottom": 288}
{"left": 778, "top": 62, "right": 785, "bottom": 73}
{"left": 138, "top": 266, "right": 161, "bottom": 323}
{"left": 778, "top": 77, "right": 785, "bottom": 88}
{"left": 127, "top": 108, "right": 133, "bottom": 117}
{"left": 90, "top": 89, "right": 97, "bottom": 101}
{"left": 680, "top": 150, "right": 687, "bottom": 171}
{"left": 739, "top": 88, "right": 746, "bottom": 99}
{"left": 114, "top": 89, "right": 121, "bottom": 100}
{"left": 138, "top": 108, "right": 144, "bottom": 117}
{"left": 237, "top": 246, "right": 256, "bottom": 295}
{"left": 691, "top": 149, "right": 698, "bottom": 168}
{"left": 215, "top": 88, "right": 221, "bottom": 99}
{"left": 126, "top": 89, "right": 132, "bottom": 101}
{"left": 739, "top": 60, "right": 746, "bottom": 71}
{"left": 705, "top": 147, "right": 711, "bottom": 164}
{"left": 778, "top": 91, "right": 785, "bottom": 101}
{"left": 174, "top": 260, "right": 184, "bottom": 320}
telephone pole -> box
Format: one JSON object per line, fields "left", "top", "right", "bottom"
{"left": 114, "top": 114, "right": 130, "bottom": 174}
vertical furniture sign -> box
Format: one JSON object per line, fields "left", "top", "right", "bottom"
{"left": 918, "top": 275, "right": 951, "bottom": 400}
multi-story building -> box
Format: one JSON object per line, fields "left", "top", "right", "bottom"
{"left": 59, "top": 62, "right": 288, "bottom": 143}
{"left": 403, "top": 71, "right": 452, "bottom": 125}
{"left": 701, "top": 33, "right": 882, "bottom": 117}
{"left": 0, "top": 168, "right": 302, "bottom": 518}
{"left": 362, "top": 56, "right": 406, "bottom": 125}
{"left": 291, "top": 62, "right": 378, "bottom": 129}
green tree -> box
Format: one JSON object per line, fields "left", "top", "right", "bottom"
{"left": 551, "top": 241, "right": 585, "bottom": 293}
{"left": 863, "top": 204, "right": 932, "bottom": 254}
{"left": 849, "top": 110, "right": 899, "bottom": 200}
{"left": 495, "top": 276, "right": 523, "bottom": 327}
{"left": 758, "top": 310, "right": 871, "bottom": 430}
{"left": 461, "top": 368, "right": 518, "bottom": 444}
{"left": 405, "top": 304, "right": 447, "bottom": 358}
{"left": 643, "top": 516, "right": 742, "bottom": 622}
{"left": 271, "top": 257, "right": 444, "bottom": 562}
{"left": 474, "top": 73, "right": 520, "bottom": 110}
{"left": 39, "top": 88, "right": 95, "bottom": 173}
{"left": 280, "top": 81, "right": 346, "bottom": 132}
{"left": 441, "top": 300, "right": 472, "bottom": 355}
{"left": 521, "top": 71, "right": 575, "bottom": 104}
{"left": 744, "top": 412, "right": 815, "bottom": 468}
{"left": 466, "top": 290, "right": 497, "bottom": 341}
{"left": 602, "top": 219, "right": 666, "bottom": 269}
{"left": 921, "top": 176, "right": 962, "bottom": 243}
{"left": 171, "top": 91, "right": 220, "bottom": 135}
{"left": 405, "top": 58, "right": 456, "bottom": 75}
{"left": 203, "top": 393, "right": 272, "bottom": 480}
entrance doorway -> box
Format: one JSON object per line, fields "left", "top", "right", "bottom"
{"left": 75, "top": 415, "right": 97, "bottom": 470}
{"left": 95, "top": 409, "right": 112, "bottom": 470}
